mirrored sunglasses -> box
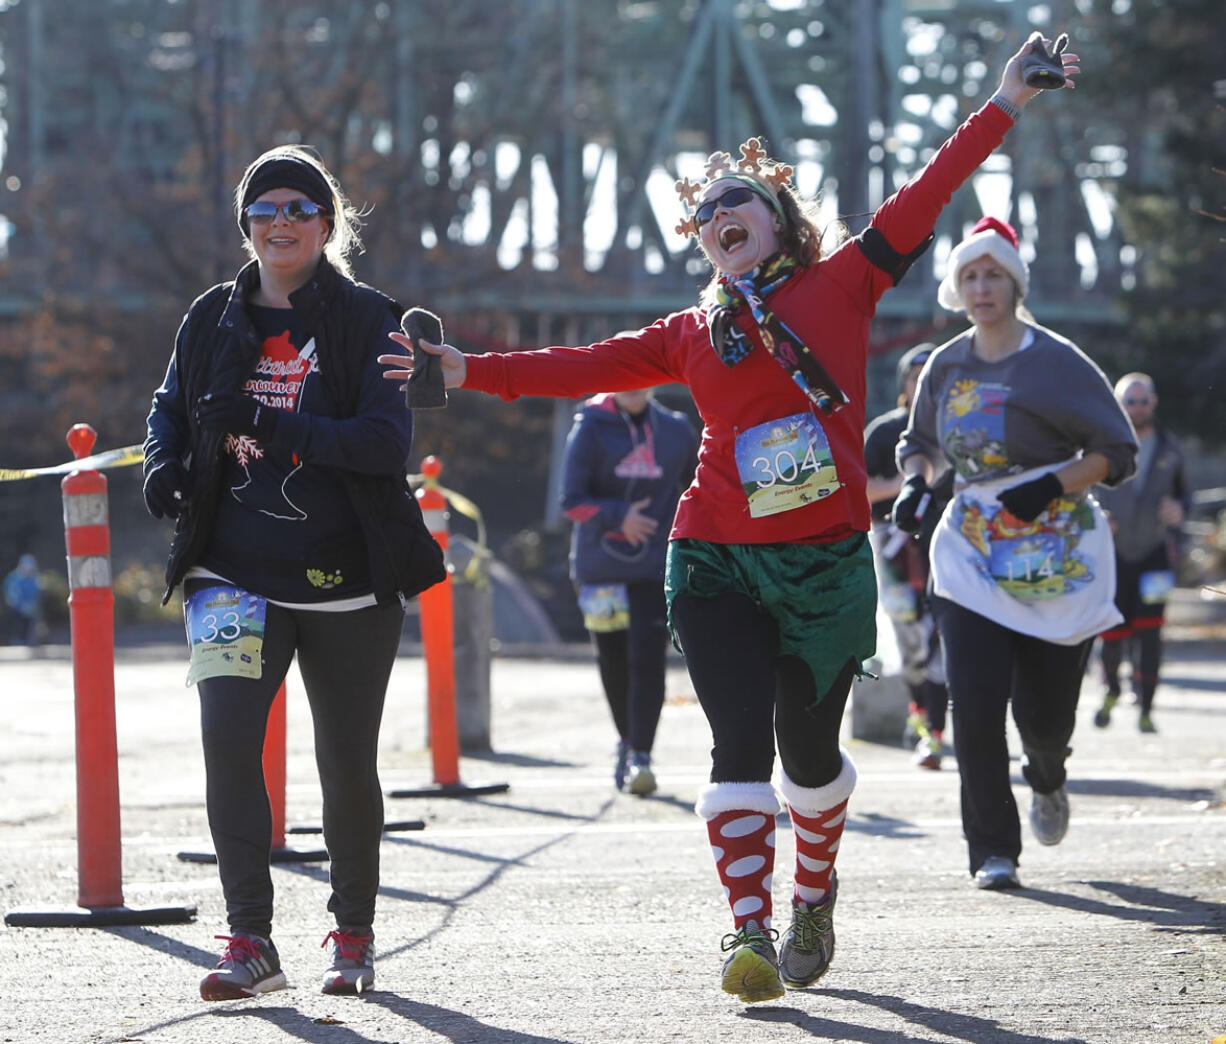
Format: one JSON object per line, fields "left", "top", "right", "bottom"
{"left": 243, "top": 199, "right": 330, "bottom": 225}
{"left": 694, "top": 185, "right": 761, "bottom": 229}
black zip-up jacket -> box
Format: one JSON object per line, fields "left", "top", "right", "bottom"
{"left": 144, "top": 257, "right": 445, "bottom": 607}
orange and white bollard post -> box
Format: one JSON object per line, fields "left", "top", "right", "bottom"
{"left": 389, "top": 455, "right": 507, "bottom": 799}
{"left": 416, "top": 455, "right": 461, "bottom": 786}
{"left": 5, "top": 425, "right": 195, "bottom": 927}
{"left": 63, "top": 424, "right": 123, "bottom": 910}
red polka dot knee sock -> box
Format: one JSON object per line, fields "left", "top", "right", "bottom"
{"left": 779, "top": 752, "right": 857, "bottom": 905}
{"left": 697, "top": 782, "right": 780, "bottom": 931}
{"left": 788, "top": 798, "right": 848, "bottom": 904}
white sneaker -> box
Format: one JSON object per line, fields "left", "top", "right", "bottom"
{"left": 625, "top": 751, "right": 657, "bottom": 796}
{"left": 974, "top": 856, "right": 1021, "bottom": 890}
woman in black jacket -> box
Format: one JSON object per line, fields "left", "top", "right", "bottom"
{"left": 143, "top": 145, "right": 443, "bottom": 1001}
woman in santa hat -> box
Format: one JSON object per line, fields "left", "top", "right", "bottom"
{"left": 894, "top": 216, "right": 1137, "bottom": 891}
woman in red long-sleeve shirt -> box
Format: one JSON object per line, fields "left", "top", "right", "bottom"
{"left": 382, "top": 33, "right": 1079, "bottom": 1006}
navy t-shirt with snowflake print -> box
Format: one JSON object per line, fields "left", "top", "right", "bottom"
{"left": 200, "top": 305, "right": 373, "bottom": 603}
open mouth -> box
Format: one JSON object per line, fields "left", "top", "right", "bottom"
{"left": 719, "top": 224, "right": 748, "bottom": 250}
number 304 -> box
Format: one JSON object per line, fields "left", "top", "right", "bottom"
{"left": 751, "top": 443, "right": 820, "bottom": 488}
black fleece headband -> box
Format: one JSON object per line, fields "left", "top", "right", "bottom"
{"left": 237, "top": 156, "right": 333, "bottom": 235}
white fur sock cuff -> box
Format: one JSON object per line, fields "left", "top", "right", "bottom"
{"left": 694, "top": 781, "right": 782, "bottom": 820}
{"left": 778, "top": 750, "right": 858, "bottom": 813}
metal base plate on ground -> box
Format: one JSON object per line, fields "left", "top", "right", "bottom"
{"left": 5, "top": 904, "right": 198, "bottom": 928}
{"left": 388, "top": 781, "right": 510, "bottom": 799}
{"left": 176, "top": 846, "right": 329, "bottom": 865}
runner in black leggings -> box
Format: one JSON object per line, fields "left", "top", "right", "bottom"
{"left": 144, "top": 145, "right": 443, "bottom": 1000}
{"left": 191, "top": 580, "right": 405, "bottom": 944}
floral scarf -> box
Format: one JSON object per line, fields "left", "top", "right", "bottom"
{"left": 706, "top": 253, "right": 848, "bottom": 415}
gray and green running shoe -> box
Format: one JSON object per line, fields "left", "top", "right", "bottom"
{"left": 779, "top": 872, "right": 837, "bottom": 988}
{"left": 719, "top": 918, "right": 784, "bottom": 1004}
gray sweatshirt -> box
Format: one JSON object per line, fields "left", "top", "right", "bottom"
{"left": 897, "top": 324, "right": 1137, "bottom": 489}
{"left": 1094, "top": 427, "right": 1188, "bottom": 561}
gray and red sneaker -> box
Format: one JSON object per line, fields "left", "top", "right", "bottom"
{"left": 199, "top": 934, "right": 287, "bottom": 1001}
{"left": 321, "top": 929, "right": 375, "bottom": 994}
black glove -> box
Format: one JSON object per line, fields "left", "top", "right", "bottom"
{"left": 401, "top": 307, "right": 448, "bottom": 410}
{"left": 1021, "top": 31, "right": 1069, "bottom": 90}
{"left": 194, "top": 392, "right": 278, "bottom": 442}
{"left": 997, "top": 472, "right": 1063, "bottom": 523}
{"left": 890, "top": 474, "right": 931, "bottom": 534}
{"left": 143, "top": 460, "right": 189, "bottom": 520}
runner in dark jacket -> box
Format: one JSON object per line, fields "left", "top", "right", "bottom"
{"left": 561, "top": 388, "right": 698, "bottom": 795}
{"left": 143, "top": 144, "right": 443, "bottom": 1003}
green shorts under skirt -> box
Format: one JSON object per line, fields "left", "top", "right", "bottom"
{"left": 664, "top": 534, "right": 877, "bottom": 704}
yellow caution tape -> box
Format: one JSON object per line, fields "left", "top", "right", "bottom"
{"left": 406, "top": 472, "right": 490, "bottom": 586}
{"left": 0, "top": 444, "right": 145, "bottom": 482}
{"left": 0, "top": 448, "right": 495, "bottom": 581}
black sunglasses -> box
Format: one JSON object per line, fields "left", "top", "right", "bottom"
{"left": 1123, "top": 397, "right": 1152, "bottom": 406}
{"left": 694, "top": 185, "right": 763, "bottom": 229}
{"left": 243, "top": 199, "right": 330, "bottom": 225}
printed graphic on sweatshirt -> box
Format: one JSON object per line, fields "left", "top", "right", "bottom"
{"left": 940, "top": 378, "right": 1010, "bottom": 481}
{"left": 952, "top": 492, "right": 1099, "bottom": 602}
{"left": 735, "top": 411, "right": 838, "bottom": 518}
{"left": 614, "top": 425, "right": 663, "bottom": 480}
{"left": 225, "top": 329, "right": 319, "bottom": 520}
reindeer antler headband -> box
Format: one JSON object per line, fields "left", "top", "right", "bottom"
{"left": 674, "top": 137, "right": 795, "bottom": 238}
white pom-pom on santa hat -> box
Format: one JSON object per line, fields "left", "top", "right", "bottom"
{"left": 937, "top": 216, "right": 1029, "bottom": 313}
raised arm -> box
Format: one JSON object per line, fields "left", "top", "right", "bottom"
{"left": 855, "top": 32, "right": 1080, "bottom": 287}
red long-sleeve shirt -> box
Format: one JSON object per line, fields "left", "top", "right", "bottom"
{"left": 465, "top": 101, "right": 1013, "bottom": 546}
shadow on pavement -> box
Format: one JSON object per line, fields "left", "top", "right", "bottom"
{"left": 847, "top": 811, "right": 926, "bottom": 840}
{"left": 276, "top": 797, "right": 620, "bottom": 965}
{"left": 104, "top": 925, "right": 219, "bottom": 969}
{"left": 751, "top": 988, "right": 1092, "bottom": 1044}
{"left": 1145, "top": 673, "right": 1226, "bottom": 696}
{"left": 1066, "top": 777, "right": 1219, "bottom": 803}
{"left": 367, "top": 993, "right": 570, "bottom": 1043}
{"left": 463, "top": 749, "right": 582, "bottom": 770}
{"left": 1009, "top": 881, "right": 1225, "bottom": 936}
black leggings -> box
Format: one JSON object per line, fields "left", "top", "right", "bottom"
{"left": 192, "top": 583, "right": 404, "bottom": 939}
{"left": 670, "top": 591, "right": 854, "bottom": 788}
{"left": 933, "top": 596, "right": 1091, "bottom": 873}
{"left": 591, "top": 580, "right": 668, "bottom": 753}
{"left": 1101, "top": 628, "right": 1162, "bottom": 712}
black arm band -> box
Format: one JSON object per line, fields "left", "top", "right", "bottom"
{"left": 856, "top": 226, "right": 935, "bottom": 286}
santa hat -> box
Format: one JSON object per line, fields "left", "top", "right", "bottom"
{"left": 936, "top": 216, "right": 1029, "bottom": 313}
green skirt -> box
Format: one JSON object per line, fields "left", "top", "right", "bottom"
{"left": 664, "top": 534, "right": 877, "bottom": 705}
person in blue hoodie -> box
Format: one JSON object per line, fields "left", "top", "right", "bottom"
{"left": 561, "top": 387, "right": 698, "bottom": 795}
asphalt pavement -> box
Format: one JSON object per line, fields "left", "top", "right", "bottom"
{"left": 0, "top": 602, "right": 1223, "bottom": 1044}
